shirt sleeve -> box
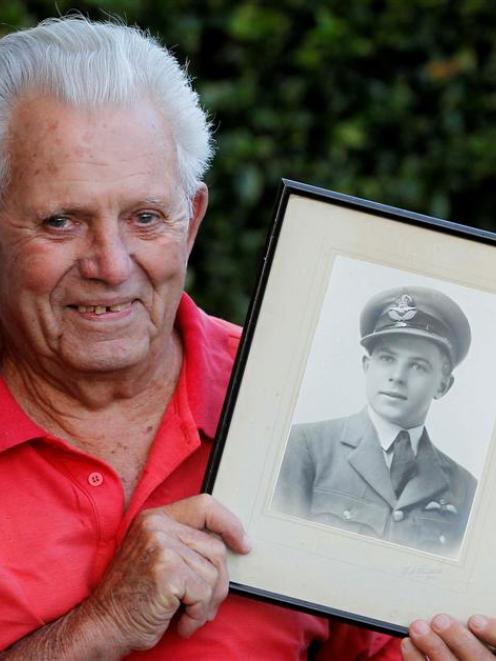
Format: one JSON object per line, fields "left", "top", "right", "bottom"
{"left": 312, "top": 622, "right": 402, "bottom": 660}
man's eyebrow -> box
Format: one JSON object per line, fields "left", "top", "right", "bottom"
{"left": 141, "top": 196, "right": 188, "bottom": 214}
{"left": 374, "top": 345, "right": 433, "bottom": 365}
{"left": 141, "top": 197, "right": 169, "bottom": 206}
{"left": 34, "top": 205, "right": 90, "bottom": 218}
{"left": 32, "top": 198, "right": 172, "bottom": 218}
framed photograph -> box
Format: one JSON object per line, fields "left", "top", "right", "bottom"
{"left": 203, "top": 179, "right": 496, "bottom": 635}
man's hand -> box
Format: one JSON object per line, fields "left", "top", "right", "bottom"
{"left": 1, "top": 495, "right": 250, "bottom": 660}
{"left": 401, "top": 614, "right": 496, "bottom": 660}
{"left": 84, "top": 494, "right": 251, "bottom": 654}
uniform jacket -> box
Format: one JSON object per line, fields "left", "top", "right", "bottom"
{"left": 273, "top": 409, "right": 476, "bottom": 556}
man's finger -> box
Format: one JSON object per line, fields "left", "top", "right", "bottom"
{"left": 429, "top": 614, "right": 495, "bottom": 660}
{"left": 179, "top": 531, "right": 230, "bottom": 610}
{"left": 408, "top": 619, "right": 457, "bottom": 660}
{"left": 401, "top": 636, "right": 428, "bottom": 660}
{"left": 176, "top": 573, "right": 218, "bottom": 638}
{"left": 469, "top": 615, "right": 496, "bottom": 649}
{"left": 173, "top": 521, "right": 231, "bottom": 615}
{"left": 158, "top": 529, "right": 220, "bottom": 589}
{"left": 163, "top": 494, "right": 251, "bottom": 553}
{"left": 156, "top": 520, "right": 230, "bottom": 624}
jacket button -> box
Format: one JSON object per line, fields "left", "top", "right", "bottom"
{"left": 343, "top": 509, "right": 352, "bottom": 520}
{"left": 392, "top": 510, "right": 404, "bottom": 522}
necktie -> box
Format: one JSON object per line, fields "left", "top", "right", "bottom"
{"left": 390, "top": 430, "right": 416, "bottom": 497}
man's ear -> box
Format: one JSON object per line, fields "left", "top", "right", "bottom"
{"left": 362, "top": 354, "right": 370, "bottom": 373}
{"left": 434, "top": 374, "right": 454, "bottom": 400}
{"left": 186, "top": 183, "right": 208, "bottom": 256}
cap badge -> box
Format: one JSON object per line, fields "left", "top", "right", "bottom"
{"left": 387, "top": 294, "right": 417, "bottom": 324}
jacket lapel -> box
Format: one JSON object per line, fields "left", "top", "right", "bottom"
{"left": 346, "top": 411, "right": 397, "bottom": 507}
{"left": 397, "top": 430, "right": 448, "bottom": 509}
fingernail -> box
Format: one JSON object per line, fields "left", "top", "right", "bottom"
{"left": 207, "top": 608, "right": 218, "bottom": 622}
{"left": 411, "top": 620, "right": 430, "bottom": 635}
{"left": 242, "top": 534, "right": 252, "bottom": 552}
{"left": 401, "top": 637, "right": 413, "bottom": 652}
{"left": 432, "top": 614, "right": 451, "bottom": 631}
{"left": 470, "top": 615, "right": 488, "bottom": 631}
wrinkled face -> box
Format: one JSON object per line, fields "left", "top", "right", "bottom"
{"left": 0, "top": 96, "right": 206, "bottom": 375}
{"left": 362, "top": 334, "right": 453, "bottom": 428}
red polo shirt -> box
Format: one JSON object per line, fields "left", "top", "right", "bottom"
{"left": 0, "top": 294, "right": 401, "bottom": 659}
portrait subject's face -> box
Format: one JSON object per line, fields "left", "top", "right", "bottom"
{"left": 362, "top": 335, "right": 452, "bottom": 428}
{"left": 0, "top": 96, "right": 206, "bottom": 375}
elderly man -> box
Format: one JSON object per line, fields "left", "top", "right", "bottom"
{"left": 0, "top": 16, "right": 493, "bottom": 661}
{"left": 0, "top": 16, "right": 398, "bottom": 659}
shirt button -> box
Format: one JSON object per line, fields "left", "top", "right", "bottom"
{"left": 343, "top": 509, "right": 352, "bottom": 520}
{"left": 439, "top": 534, "right": 446, "bottom": 545}
{"left": 88, "top": 472, "right": 104, "bottom": 487}
{"left": 392, "top": 510, "right": 404, "bottom": 522}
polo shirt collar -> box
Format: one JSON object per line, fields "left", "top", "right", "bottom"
{"left": 177, "top": 293, "right": 239, "bottom": 439}
{"left": 0, "top": 378, "right": 46, "bottom": 452}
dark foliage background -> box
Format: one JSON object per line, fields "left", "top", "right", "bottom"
{"left": 3, "top": 1, "right": 496, "bottom": 323}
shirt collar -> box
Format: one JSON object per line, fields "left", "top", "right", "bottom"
{"left": 367, "top": 406, "right": 424, "bottom": 456}
{"left": 0, "top": 378, "right": 46, "bottom": 452}
{"left": 0, "top": 293, "right": 240, "bottom": 452}
{"left": 170, "top": 293, "right": 240, "bottom": 439}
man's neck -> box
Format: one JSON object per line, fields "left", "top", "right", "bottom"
{"left": 2, "top": 332, "right": 184, "bottom": 506}
{"left": 367, "top": 406, "right": 425, "bottom": 455}
{"left": 1, "top": 330, "right": 183, "bottom": 440}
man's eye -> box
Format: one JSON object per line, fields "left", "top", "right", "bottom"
{"left": 43, "top": 215, "right": 71, "bottom": 229}
{"left": 411, "top": 362, "right": 429, "bottom": 373}
{"left": 377, "top": 354, "right": 393, "bottom": 363}
{"left": 136, "top": 212, "right": 159, "bottom": 225}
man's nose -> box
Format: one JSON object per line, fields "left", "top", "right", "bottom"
{"left": 388, "top": 362, "right": 407, "bottom": 383}
{"left": 78, "top": 223, "right": 133, "bottom": 285}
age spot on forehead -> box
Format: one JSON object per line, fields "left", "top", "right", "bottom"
{"left": 46, "top": 120, "right": 59, "bottom": 132}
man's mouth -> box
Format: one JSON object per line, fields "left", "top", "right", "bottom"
{"left": 379, "top": 390, "right": 407, "bottom": 400}
{"left": 68, "top": 301, "right": 135, "bottom": 315}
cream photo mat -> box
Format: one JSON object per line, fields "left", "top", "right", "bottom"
{"left": 210, "top": 190, "right": 496, "bottom": 630}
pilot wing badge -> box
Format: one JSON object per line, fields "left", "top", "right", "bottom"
{"left": 387, "top": 294, "right": 418, "bottom": 325}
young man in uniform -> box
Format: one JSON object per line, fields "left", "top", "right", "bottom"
{"left": 274, "top": 286, "right": 476, "bottom": 556}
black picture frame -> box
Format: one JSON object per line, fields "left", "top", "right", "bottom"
{"left": 203, "top": 179, "right": 496, "bottom": 635}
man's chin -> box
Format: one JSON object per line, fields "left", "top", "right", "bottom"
{"left": 57, "top": 341, "right": 151, "bottom": 375}
{"left": 371, "top": 402, "right": 411, "bottom": 428}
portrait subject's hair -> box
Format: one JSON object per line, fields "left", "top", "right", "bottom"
{"left": 0, "top": 16, "right": 213, "bottom": 202}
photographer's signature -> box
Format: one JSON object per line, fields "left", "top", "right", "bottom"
{"left": 402, "top": 566, "right": 442, "bottom": 580}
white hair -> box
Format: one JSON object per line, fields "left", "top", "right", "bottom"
{"left": 0, "top": 16, "right": 214, "bottom": 202}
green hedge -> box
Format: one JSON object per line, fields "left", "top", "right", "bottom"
{"left": 2, "top": 1, "right": 496, "bottom": 322}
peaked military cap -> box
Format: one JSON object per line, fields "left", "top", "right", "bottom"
{"left": 360, "top": 286, "right": 471, "bottom": 367}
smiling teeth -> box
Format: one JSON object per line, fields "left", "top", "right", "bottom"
{"left": 77, "top": 303, "right": 128, "bottom": 314}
